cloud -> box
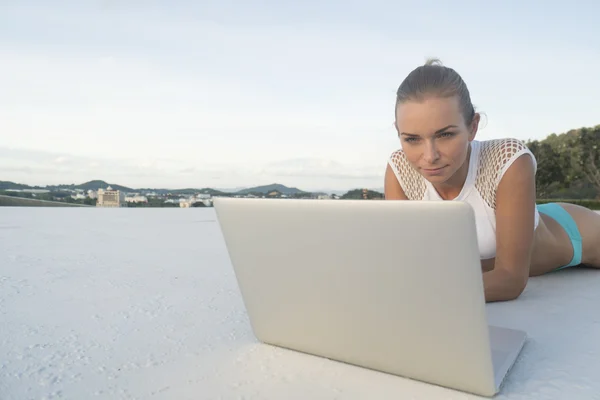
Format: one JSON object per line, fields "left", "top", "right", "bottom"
{"left": 0, "top": 46, "right": 398, "bottom": 169}
{"left": 0, "top": 147, "right": 385, "bottom": 191}
{"left": 3, "top": 2, "right": 599, "bottom": 191}
{"left": 263, "top": 157, "right": 383, "bottom": 180}
{"left": 0, "top": 147, "right": 181, "bottom": 187}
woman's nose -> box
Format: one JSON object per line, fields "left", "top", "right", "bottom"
{"left": 423, "top": 143, "right": 440, "bottom": 164}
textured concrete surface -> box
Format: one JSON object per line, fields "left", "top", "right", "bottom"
{"left": 1, "top": 208, "right": 599, "bottom": 399}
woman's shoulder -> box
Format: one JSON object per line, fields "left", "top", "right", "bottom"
{"left": 474, "top": 137, "right": 537, "bottom": 207}
{"left": 476, "top": 137, "right": 534, "bottom": 156}
{"left": 476, "top": 137, "right": 537, "bottom": 174}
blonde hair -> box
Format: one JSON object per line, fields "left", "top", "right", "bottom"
{"left": 395, "top": 58, "right": 476, "bottom": 125}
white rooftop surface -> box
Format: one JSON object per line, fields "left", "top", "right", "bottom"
{"left": 2, "top": 207, "right": 600, "bottom": 400}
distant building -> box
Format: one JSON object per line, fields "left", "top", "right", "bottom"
{"left": 125, "top": 195, "right": 148, "bottom": 204}
{"left": 96, "top": 186, "right": 125, "bottom": 207}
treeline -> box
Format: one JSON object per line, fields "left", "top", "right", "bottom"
{"left": 341, "top": 189, "right": 384, "bottom": 200}
{"left": 525, "top": 124, "right": 599, "bottom": 200}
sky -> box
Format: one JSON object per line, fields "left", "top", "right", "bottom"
{"left": 1, "top": 1, "right": 599, "bottom": 192}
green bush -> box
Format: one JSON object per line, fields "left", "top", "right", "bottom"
{"left": 536, "top": 199, "right": 600, "bottom": 210}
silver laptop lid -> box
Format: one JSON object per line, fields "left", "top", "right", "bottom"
{"left": 214, "top": 198, "right": 496, "bottom": 396}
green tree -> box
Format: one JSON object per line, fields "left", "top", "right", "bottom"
{"left": 574, "top": 126, "right": 600, "bottom": 196}
{"left": 526, "top": 140, "right": 565, "bottom": 198}
{"left": 341, "top": 189, "right": 383, "bottom": 200}
{"left": 526, "top": 124, "right": 599, "bottom": 199}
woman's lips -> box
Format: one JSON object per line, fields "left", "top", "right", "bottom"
{"left": 421, "top": 165, "right": 447, "bottom": 176}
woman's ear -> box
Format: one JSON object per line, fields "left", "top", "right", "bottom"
{"left": 469, "top": 113, "right": 480, "bottom": 140}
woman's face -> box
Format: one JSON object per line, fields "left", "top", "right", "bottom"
{"left": 394, "top": 95, "right": 479, "bottom": 186}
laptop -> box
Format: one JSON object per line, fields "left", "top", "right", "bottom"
{"left": 213, "top": 197, "right": 527, "bottom": 397}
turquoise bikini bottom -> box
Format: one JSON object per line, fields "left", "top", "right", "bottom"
{"left": 536, "top": 203, "right": 583, "bottom": 269}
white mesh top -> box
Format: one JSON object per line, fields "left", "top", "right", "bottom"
{"left": 388, "top": 138, "right": 540, "bottom": 260}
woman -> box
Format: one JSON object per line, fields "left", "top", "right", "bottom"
{"left": 384, "top": 59, "right": 600, "bottom": 302}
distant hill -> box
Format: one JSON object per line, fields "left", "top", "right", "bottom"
{"left": 215, "top": 186, "right": 248, "bottom": 193}
{"left": 0, "top": 181, "right": 38, "bottom": 190}
{"left": 171, "top": 188, "right": 231, "bottom": 196}
{"left": 132, "top": 184, "right": 303, "bottom": 196}
{"left": 235, "top": 183, "right": 306, "bottom": 195}
{"left": 47, "top": 180, "right": 135, "bottom": 192}
{"left": 1, "top": 179, "right": 134, "bottom": 193}
{"left": 77, "top": 180, "right": 134, "bottom": 192}
{"left": 2, "top": 180, "right": 309, "bottom": 196}
{"left": 134, "top": 187, "right": 232, "bottom": 196}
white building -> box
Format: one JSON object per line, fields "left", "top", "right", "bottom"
{"left": 96, "top": 186, "right": 125, "bottom": 207}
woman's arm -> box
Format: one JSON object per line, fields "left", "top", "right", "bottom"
{"left": 483, "top": 152, "right": 537, "bottom": 302}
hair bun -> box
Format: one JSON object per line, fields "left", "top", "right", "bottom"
{"left": 424, "top": 58, "right": 444, "bottom": 67}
